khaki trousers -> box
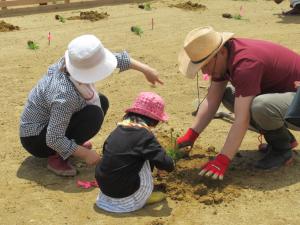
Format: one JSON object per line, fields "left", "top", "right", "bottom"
{"left": 222, "top": 85, "right": 299, "bottom": 131}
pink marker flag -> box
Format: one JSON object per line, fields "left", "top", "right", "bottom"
{"left": 202, "top": 73, "right": 209, "bottom": 81}
{"left": 77, "top": 180, "right": 98, "bottom": 189}
{"left": 239, "top": 6, "right": 244, "bottom": 17}
{"left": 48, "top": 32, "right": 52, "bottom": 45}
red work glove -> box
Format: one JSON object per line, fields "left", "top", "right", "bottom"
{"left": 176, "top": 128, "right": 199, "bottom": 148}
{"left": 199, "top": 154, "right": 230, "bottom": 180}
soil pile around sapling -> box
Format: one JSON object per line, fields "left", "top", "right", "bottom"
{"left": 0, "top": 20, "right": 19, "bottom": 32}
{"left": 170, "top": 1, "right": 207, "bottom": 11}
{"left": 154, "top": 130, "right": 241, "bottom": 205}
{"left": 67, "top": 11, "right": 109, "bottom": 22}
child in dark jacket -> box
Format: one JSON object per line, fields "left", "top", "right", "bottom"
{"left": 95, "top": 92, "right": 174, "bottom": 213}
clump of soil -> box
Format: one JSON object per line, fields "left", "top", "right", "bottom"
{"left": 170, "top": 1, "right": 207, "bottom": 11}
{"left": 222, "top": 13, "right": 233, "bottom": 19}
{"left": 155, "top": 130, "right": 241, "bottom": 205}
{"left": 0, "top": 20, "right": 19, "bottom": 32}
{"left": 67, "top": 11, "right": 109, "bottom": 22}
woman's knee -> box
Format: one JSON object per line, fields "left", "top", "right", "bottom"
{"left": 84, "top": 105, "right": 104, "bottom": 130}
{"left": 99, "top": 93, "right": 109, "bottom": 116}
{"left": 20, "top": 136, "right": 54, "bottom": 158}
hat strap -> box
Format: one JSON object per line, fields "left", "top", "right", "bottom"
{"left": 191, "top": 36, "right": 223, "bottom": 64}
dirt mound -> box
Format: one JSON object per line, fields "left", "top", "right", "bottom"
{"left": 0, "top": 20, "right": 19, "bottom": 32}
{"left": 154, "top": 130, "right": 241, "bottom": 205}
{"left": 170, "top": 1, "right": 207, "bottom": 11}
{"left": 67, "top": 11, "right": 109, "bottom": 22}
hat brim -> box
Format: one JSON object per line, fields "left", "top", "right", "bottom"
{"left": 178, "top": 32, "right": 234, "bottom": 79}
{"left": 125, "top": 107, "right": 169, "bottom": 122}
{"left": 65, "top": 48, "right": 117, "bottom": 84}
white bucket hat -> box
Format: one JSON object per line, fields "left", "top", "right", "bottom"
{"left": 65, "top": 34, "right": 117, "bottom": 84}
{"left": 178, "top": 26, "right": 234, "bottom": 79}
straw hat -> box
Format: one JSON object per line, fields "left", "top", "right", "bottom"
{"left": 178, "top": 26, "right": 234, "bottom": 78}
{"left": 125, "top": 92, "right": 168, "bottom": 122}
{"left": 65, "top": 34, "right": 117, "bottom": 84}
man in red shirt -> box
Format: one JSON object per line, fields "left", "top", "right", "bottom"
{"left": 177, "top": 26, "right": 300, "bottom": 180}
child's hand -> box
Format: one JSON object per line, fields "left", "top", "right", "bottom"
{"left": 84, "top": 150, "right": 101, "bottom": 166}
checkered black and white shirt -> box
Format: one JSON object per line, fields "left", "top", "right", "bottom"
{"left": 20, "top": 51, "right": 130, "bottom": 159}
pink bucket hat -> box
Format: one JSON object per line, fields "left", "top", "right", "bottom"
{"left": 125, "top": 92, "right": 168, "bottom": 122}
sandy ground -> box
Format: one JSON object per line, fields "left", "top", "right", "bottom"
{"left": 1, "top": 0, "right": 300, "bottom": 224}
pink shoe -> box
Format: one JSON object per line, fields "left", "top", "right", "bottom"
{"left": 82, "top": 141, "right": 92, "bottom": 149}
{"left": 47, "top": 154, "right": 77, "bottom": 176}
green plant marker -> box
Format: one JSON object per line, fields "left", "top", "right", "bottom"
{"left": 131, "top": 26, "right": 143, "bottom": 37}
{"left": 27, "top": 40, "right": 39, "bottom": 50}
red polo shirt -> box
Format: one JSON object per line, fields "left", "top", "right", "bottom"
{"left": 213, "top": 38, "right": 300, "bottom": 97}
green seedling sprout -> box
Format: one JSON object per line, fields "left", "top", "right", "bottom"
{"left": 27, "top": 40, "right": 39, "bottom": 50}
{"left": 55, "top": 15, "right": 66, "bottom": 23}
{"left": 59, "top": 16, "right": 66, "bottom": 23}
{"left": 166, "top": 128, "right": 185, "bottom": 162}
{"left": 233, "top": 14, "right": 242, "bottom": 20}
{"left": 131, "top": 26, "right": 143, "bottom": 37}
{"left": 233, "top": 6, "right": 248, "bottom": 20}
{"left": 144, "top": 3, "right": 152, "bottom": 11}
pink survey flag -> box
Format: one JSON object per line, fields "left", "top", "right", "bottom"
{"left": 239, "top": 6, "right": 244, "bottom": 16}
{"left": 48, "top": 32, "right": 52, "bottom": 45}
{"left": 202, "top": 73, "right": 209, "bottom": 81}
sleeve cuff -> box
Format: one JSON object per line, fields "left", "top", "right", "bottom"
{"left": 114, "top": 51, "right": 131, "bottom": 72}
{"left": 59, "top": 140, "right": 78, "bottom": 160}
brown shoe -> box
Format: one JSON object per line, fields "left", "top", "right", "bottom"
{"left": 47, "top": 154, "right": 77, "bottom": 176}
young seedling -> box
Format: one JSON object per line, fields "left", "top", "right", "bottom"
{"left": 166, "top": 128, "right": 186, "bottom": 162}
{"left": 233, "top": 6, "right": 248, "bottom": 20}
{"left": 233, "top": 14, "right": 242, "bottom": 20}
{"left": 27, "top": 40, "right": 39, "bottom": 50}
{"left": 138, "top": 3, "right": 152, "bottom": 10}
{"left": 55, "top": 15, "right": 66, "bottom": 23}
{"left": 131, "top": 26, "right": 143, "bottom": 37}
{"left": 144, "top": 3, "right": 152, "bottom": 11}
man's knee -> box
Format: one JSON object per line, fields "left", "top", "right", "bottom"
{"left": 251, "top": 95, "right": 275, "bottom": 120}
{"left": 251, "top": 95, "right": 284, "bottom": 130}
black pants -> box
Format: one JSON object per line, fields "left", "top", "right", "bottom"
{"left": 20, "top": 94, "right": 109, "bottom": 158}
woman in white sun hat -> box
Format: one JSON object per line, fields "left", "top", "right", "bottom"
{"left": 20, "top": 34, "right": 163, "bottom": 177}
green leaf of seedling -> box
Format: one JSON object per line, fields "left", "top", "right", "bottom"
{"left": 167, "top": 147, "right": 185, "bottom": 162}
{"left": 59, "top": 16, "right": 66, "bottom": 23}
{"left": 232, "top": 14, "right": 249, "bottom": 21}
{"left": 144, "top": 3, "right": 152, "bottom": 11}
{"left": 233, "top": 14, "right": 242, "bottom": 20}
{"left": 131, "top": 26, "right": 143, "bottom": 37}
{"left": 27, "top": 40, "right": 39, "bottom": 50}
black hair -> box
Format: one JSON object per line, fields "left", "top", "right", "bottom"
{"left": 224, "top": 40, "right": 231, "bottom": 50}
{"left": 123, "top": 112, "right": 159, "bottom": 127}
